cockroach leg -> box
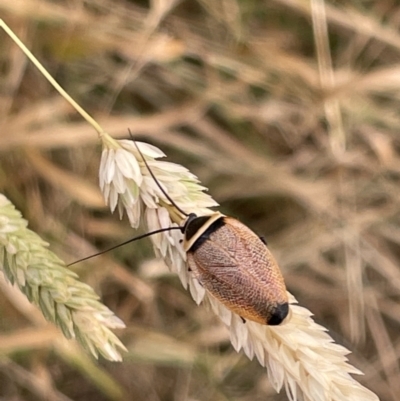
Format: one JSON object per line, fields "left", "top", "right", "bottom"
{"left": 259, "top": 236, "right": 267, "bottom": 245}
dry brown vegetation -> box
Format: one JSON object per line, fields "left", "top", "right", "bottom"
{"left": 1, "top": 0, "right": 400, "bottom": 400}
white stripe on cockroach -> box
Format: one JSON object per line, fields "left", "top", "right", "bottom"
{"left": 70, "top": 133, "right": 289, "bottom": 326}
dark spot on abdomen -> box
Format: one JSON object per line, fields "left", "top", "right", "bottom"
{"left": 267, "top": 302, "right": 289, "bottom": 325}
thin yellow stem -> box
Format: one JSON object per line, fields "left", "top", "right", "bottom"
{"left": 0, "top": 19, "right": 104, "bottom": 137}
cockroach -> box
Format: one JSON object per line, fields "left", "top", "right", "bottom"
{"left": 71, "top": 137, "right": 289, "bottom": 326}
{"left": 182, "top": 213, "right": 289, "bottom": 325}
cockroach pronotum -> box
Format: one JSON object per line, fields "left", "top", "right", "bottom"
{"left": 71, "top": 136, "right": 289, "bottom": 326}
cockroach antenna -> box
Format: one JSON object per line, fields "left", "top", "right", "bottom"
{"left": 128, "top": 129, "right": 189, "bottom": 218}
{"left": 67, "top": 226, "right": 181, "bottom": 267}
{"left": 68, "top": 131, "right": 191, "bottom": 267}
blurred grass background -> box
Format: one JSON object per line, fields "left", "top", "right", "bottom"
{"left": 1, "top": 0, "right": 400, "bottom": 400}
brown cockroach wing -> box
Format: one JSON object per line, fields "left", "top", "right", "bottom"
{"left": 186, "top": 217, "right": 289, "bottom": 325}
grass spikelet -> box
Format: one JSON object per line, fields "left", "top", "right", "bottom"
{"left": 0, "top": 194, "right": 126, "bottom": 361}
{"left": 99, "top": 133, "right": 380, "bottom": 401}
